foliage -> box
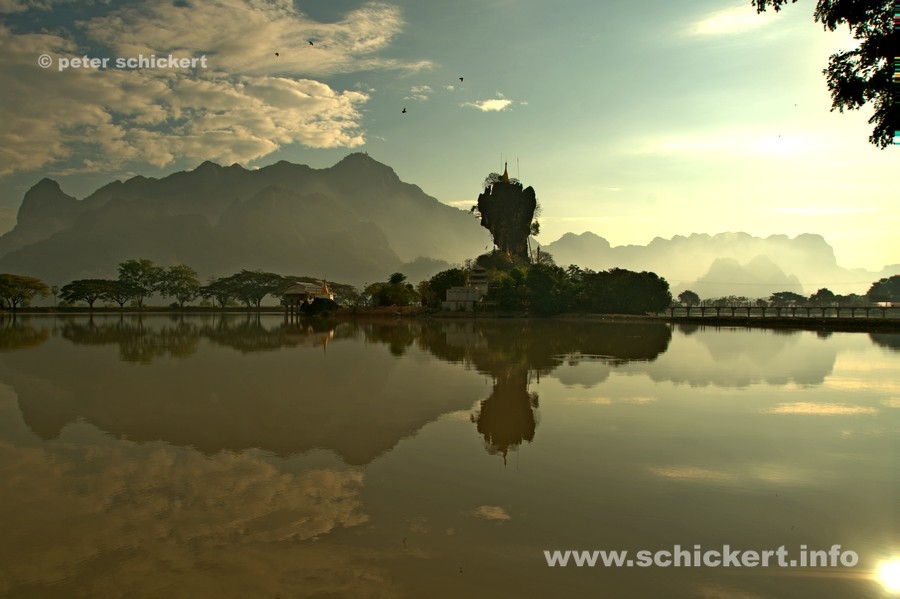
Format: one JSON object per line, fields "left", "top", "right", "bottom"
{"left": 0, "top": 274, "right": 50, "bottom": 310}
{"left": 60, "top": 279, "right": 117, "bottom": 309}
{"left": 525, "top": 263, "right": 570, "bottom": 315}
{"left": 769, "top": 291, "right": 807, "bottom": 305}
{"left": 365, "top": 273, "right": 419, "bottom": 307}
{"left": 809, "top": 287, "right": 837, "bottom": 306}
{"left": 219, "top": 270, "right": 288, "bottom": 309}
{"left": 866, "top": 275, "right": 900, "bottom": 303}
{"left": 419, "top": 268, "right": 468, "bottom": 307}
{"left": 118, "top": 259, "right": 164, "bottom": 309}
{"left": 751, "top": 0, "right": 893, "bottom": 147}
{"left": 573, "top": 268, "right": 672, "bottom": 314}
{"left": 158, "top": 264, "right": 201, "bottom": 308}
{"left": 678, "top": 290, "right": 700, "bottom": 306}
{"left": 102, "top": 280, "right": 136, "bottom": 309}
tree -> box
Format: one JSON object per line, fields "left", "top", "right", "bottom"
{"left": 809, "top": 287, "right": 837, "bottom": 306}
{"left": 118, "top": 259, "right": 164, "bottom": 309}
{"left": 866, "top": 275, "right": 900, "bottom": 303}
{"left": 0, "top": 274, "right": 50, "bottom": 310}
{"left": 751, "top": 0, "right": 894, "bottom": 148}
{"left": 101, "top": 280, "right": 136, "bottom": 309}
{"left": 769, "top": 291, "right": 806, "bottom": 305}
{"left": 60, "top": 279, "right": 115, "bottom": 310}
{"left": 678, "top": 290, "right": 700, "bottom": 306}
{"left": 159, "top": 264, "right": 201, "bottom": 308}
{"left": 420, "top": 268, "right": 468, "bottom": 307}
{"left": 200, "top": 277, "right": 236, "bottom": 309}
{"left": 225, "top": 270, "right": 288, "bottom": 310}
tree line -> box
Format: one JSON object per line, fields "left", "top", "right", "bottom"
{"left": 676, "top": 276, "right": 900, "bottom": 308}
{"left": 0, "top": 259, "right": 347, "bottom": 311}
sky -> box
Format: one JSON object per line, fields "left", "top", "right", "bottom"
{"left": 0, "top": 0, "right": 896, "bottom": 272}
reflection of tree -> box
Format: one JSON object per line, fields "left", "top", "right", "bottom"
{"left": 869, "top": 333, "right": 900, "bottom": 351}
{"left": 61, "top": 317, "right": 201, "bottom": 363}
{"left": 472, "top": 366, "right": 538, "bottom": 461}
{"left": 359, "top": 322, "right": 417, "bottom": 357}
{"left": 0, "top": 318, "right": 49, "bottom": 351}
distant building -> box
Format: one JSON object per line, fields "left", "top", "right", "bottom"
{"left": 283, "top": 280, "right": 334, "bottom": 304}
{"left": 442, "top": 286, "right": 481, "bottom": 311}
{"left": 468, "top": 265, "right": 489, "bottom": 296}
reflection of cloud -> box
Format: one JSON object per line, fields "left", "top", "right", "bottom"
{"left": 469, "top": 505, "right": 510, "bottom": 522}
{"left": 763, "top": 402, "right": 879, "bottom": 416}
{"left": 0, "top": 441, "right": 376, "bottom": 596}
{"left": 648, "top": 466, "right": 736, "bottom": 483}
{"left": 882, "top": 398, "right": 900, "bottom": 408}
{"left": 648, "top": 463, "right": 815, "bottom": 486}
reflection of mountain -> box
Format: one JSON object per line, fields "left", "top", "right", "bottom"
{"left": 473, "top": 367, "right": 538, "bottom": 461}
{"left": 552, "top": 326, "right": 838, "bottom": 388}
{"left": 1, "top": 317, "right": 492, "bottom": 465}
{"left": 415, "top": 320, "right": 672, "bottom": 458}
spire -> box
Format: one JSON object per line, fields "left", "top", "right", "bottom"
{"left": 501, "top": 162, "right": 509, "bottom": 183}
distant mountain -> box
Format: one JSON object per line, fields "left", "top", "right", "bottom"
{"left": 2, "top": 154, "right": 895, "bottom": 298}
{"left": 0, "top": 153, "right": 490, "bottom": 286}
{"left": 543, "top": 231, "right": 897, "bottom": 297}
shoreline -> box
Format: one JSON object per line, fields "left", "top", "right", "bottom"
{"left": 4, "top": 308, "right": 899, "bottom": 333}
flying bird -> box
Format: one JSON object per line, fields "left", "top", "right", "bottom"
{"left": 459, "top": 77, "right": 463, "bottom": 82}
{"left": 308, "top": 40, "right": 314, "bottom": 46}
{"left": 275, "top": 52, "right": 279, "bottom": 57}
{"left": 401, "top": 107, "right": 407, "bottom": 114}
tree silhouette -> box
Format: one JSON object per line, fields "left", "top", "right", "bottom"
{"left": 751, "top": 0, "right": 894, "bottom": 147}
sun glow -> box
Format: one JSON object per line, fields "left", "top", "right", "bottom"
{"left": 878, "top": 559, "right": 900, "bottom": 593}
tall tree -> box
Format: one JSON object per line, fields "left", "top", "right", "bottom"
{"left": 678, "top": 290, "right": 701, "bottom": 306}
{"left": 118, "top": 259, "right": 164, "bottom": 309}
{"left": 0, "top": 274, "right": 50, "bottom": 310}
{"left": 866, "top": 275, "right": 899, "bottom": 303}
{"left": 751, "top": 0, "right": 893, "bottom": 147}
{"left": 101, "top": 280, "right": 135, "bottom": 309}
{"left": 159, "top": 264, "right": 201, "bottom": 308}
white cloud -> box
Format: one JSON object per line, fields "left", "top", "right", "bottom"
{"left": 0, "top": 0, "right": 427, "bottom": 177}
{"left": 462, "top": 96, "right": 514, "bottom": 112}
{"left": 404, "top": 84, "right": 433, "bottom": 102}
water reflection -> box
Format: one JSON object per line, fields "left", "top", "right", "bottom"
{"left": 0, "top": 316, "right": 895, "bottom": 598}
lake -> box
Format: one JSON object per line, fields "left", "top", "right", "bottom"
{"left": 0, "top": 315, "right": 897, "bottom": 598}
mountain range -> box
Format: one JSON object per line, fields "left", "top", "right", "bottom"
{"left": 0, "top": 153, "right": 895, "bottom": 297}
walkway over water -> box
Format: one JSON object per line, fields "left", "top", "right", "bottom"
{"left": 665, "top": 305, "right": 898, "bottom": 319}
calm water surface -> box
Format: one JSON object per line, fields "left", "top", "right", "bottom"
{"left": 0, "top": 315, "right": 896, "bottom": 598}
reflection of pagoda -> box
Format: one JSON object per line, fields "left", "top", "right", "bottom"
{"left": 472, "top": 366, "right": 539, "bottom": 463}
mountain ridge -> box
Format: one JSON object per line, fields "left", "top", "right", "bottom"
{"left": 0, "top": 154, "right": 895, "bottom": 296}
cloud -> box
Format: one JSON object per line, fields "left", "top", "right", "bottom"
{"left": 463, "top": 97, "right": 514, "bottom": 112}
{"left": 0, "top": 0, "right": 429, "bottom": 177}
{"left": 688, "top": 5, "right": 775, "bottom": 36}
{"left": 404, "top": 84, "right": 433, "bottom": 102}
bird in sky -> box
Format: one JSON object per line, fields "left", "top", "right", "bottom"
{"left": 459, "top": 77, "right": 464, "bottom": 82}
{"left": 275, "top": 52, "right": 279, "bottom": 57}
{"left": 402, "top": 107, "right": 407, "bottom": 114}
{"left": 308, "top": 40, "right": 314, "bottom": 46}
